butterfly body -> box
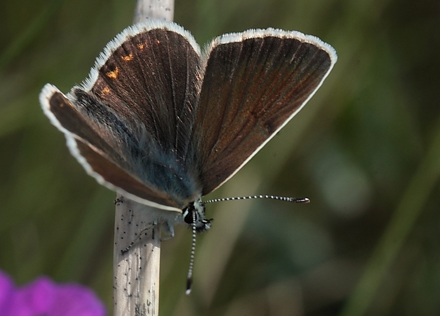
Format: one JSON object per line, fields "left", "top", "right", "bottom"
{"left": 40, "top": 20, "right": 336, "bottom": 232}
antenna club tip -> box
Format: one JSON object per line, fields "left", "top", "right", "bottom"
{"left": 295, "top": 197, "right": 310, "bottom": 203}
{"left": 186, "top": 278, "right": 193, "bottom": 295}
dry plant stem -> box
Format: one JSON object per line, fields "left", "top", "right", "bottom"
{"left": 113, "top": 196, "right": 161, "bottom": 316}
{"left": 113, "top": 0, "right": 174, "bottom": 315}
{"left": 133, "top": 0, "right": 174, "bottom": 22}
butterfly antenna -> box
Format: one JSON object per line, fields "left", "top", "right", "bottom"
{"left": 185, "top": 211, "right": 197, "bottom": 295}
{"left": 203, "top": 195, "right": 310, "bottom": 204}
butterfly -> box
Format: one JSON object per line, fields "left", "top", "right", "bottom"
{"left": 39, "top": 20, "right": 337, "bottom": 234}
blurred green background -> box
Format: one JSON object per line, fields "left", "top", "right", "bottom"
{"left": 1, "top": 0, "right": 440, "bottom": 315}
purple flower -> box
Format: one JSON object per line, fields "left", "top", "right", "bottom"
{"left": 0, "top": 270, "right": 106, "bottom": 316}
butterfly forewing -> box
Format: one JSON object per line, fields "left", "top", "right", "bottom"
{"left": 194, "top": 31, "right": 336, "bottom": 195}
{"left": 89, "top": 28, "right": 201, "bottom": 159}
{"left": 41, "top": 23, "right": 205, "bottom": 210}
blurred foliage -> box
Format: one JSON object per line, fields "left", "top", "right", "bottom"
{"left": 1, "top": 0, "right": 440, "bottom": 315}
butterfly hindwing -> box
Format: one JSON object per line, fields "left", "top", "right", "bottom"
{"left": 40, "top": 85, "right": 185, "bottom": 210}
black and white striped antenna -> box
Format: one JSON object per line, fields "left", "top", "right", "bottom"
{"left": 185, "top": 194, "right": 309, "bottom": 294}
{"left": 203, "top": 194, "right": 310, "bottom": 205}
{"left": 185, "top": 211, "right": 197, "bottom": 295}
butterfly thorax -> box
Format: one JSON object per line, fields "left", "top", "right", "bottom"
{"left": 182, "top": 198, "right": 212, "bottom": 233}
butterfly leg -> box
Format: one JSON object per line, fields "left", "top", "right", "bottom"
{"left": 120, "top": 219, "right": 158, "bottom": 254}
{"left": 160, "top": 220, "right": 176, "bottom": 241}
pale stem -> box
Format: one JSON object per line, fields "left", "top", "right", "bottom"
{"left": 113, "top": 0, "right": 174, "bottom": 315}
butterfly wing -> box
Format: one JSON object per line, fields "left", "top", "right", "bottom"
{"left": 193, "top": 29, "right": 337, "bottom": 195}
{"left": 40, "top": 21, "right": 203, "bottom": 211}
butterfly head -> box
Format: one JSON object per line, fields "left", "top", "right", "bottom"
{"left": 182, "top": 198, "right": 212, "bottom": 233}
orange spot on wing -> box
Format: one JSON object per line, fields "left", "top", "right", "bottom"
{"left": 106, "top": 67, "right": 119, "bottom": 79}
{"left": 100, "top": 86, "right": 111, "bottom": 98}
{"left": 121, "top": 53, "right": 133, "bottom": 61}
{"left": 137, "top": 43, "right": 144, "bottom": 50}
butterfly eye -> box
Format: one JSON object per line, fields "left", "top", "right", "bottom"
{"left": 182, "top": 203, "right": 195, "bottom": 224}
{"left": 182, "top": 201, "right": 211, "bottom": 232}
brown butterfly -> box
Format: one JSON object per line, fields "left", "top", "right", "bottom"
{"left": 40, "top": 20, "right": 336, "bottom": 234}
